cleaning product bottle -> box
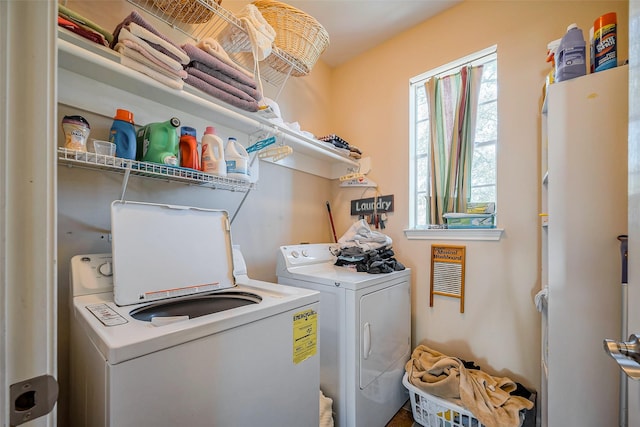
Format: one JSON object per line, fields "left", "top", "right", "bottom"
{"left": 589, "top": 26, "right": 595, "bottom": 73}
{"left": 200, "top": 126, "right": 226, "bottom": 176}
{"left": 555, "top": 23, "right": 586, "bottom": 82}
{"left": 136, "top": 117, "right": 180, "bottom": 166}
{"left": 594, "top": 12, "right": 617, "bottom": 72}
{"left": 545, "top": 38, "right": 561, "bottom": 94}
{"left": 109, "top": 108, "right": 136, "bottom": 160}
{"left": 179, "top": 126, "right": 199, "bottom": 170}
{"left": 224, "top": 137, "right": 250, "bottom": 181}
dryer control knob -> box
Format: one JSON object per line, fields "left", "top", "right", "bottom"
{"left": 302, "top": 250, "right": 309, "bottom": 257}
{"left": 291, "top": 251, "right": 299, "bottom": 258}
{"left": 98, "top": 262, "right": 113, "bottom": 277}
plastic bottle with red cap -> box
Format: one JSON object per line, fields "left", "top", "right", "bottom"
{"left": 179, "top": 126, "right": 200, "bottom": 170}
{"left": 109, "top": 109, "right": 136, "bottom": 160}
{"left": 201, "top": 126, "right": 226, "bottom": 177}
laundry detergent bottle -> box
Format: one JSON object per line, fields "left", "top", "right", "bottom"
{"left": 109, "top": 108, "right": 136, "bottom": 160}
{"left": 136, "top": 117, "right": 180, "bottom": 166}
{"left": 555, "top": 23, "right": 587, "bottom": 82}
{"left": 179, "top": 126, "right": 200, "bottom": 170}
{"left": 201, "top": 126, "right": 226, "bottom": 177}
{"left": 224, "top": 137, "right": 250, "bottom": 181}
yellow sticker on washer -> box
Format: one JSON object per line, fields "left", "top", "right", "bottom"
{"left": 293, "top": 308, "right": 318, "bottom": 364}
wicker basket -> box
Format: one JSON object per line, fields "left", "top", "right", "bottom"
{"left": 253, "top": 0, "right": 329, "bottom": 76}
{"left": 153, "top": 0, "right": 221, "bottom": 24}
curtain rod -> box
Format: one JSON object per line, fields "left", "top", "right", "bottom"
{"left": 410, "top": 45, "right": 497, "bottom": 85}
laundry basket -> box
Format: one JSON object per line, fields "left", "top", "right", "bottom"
{"left": 252, "top": 0, "right": 329, "bottom": 76}
{"left": 403, "top": 373, "right": 483, "bottom": 427}
{"left": 152, "top": 0, "right": 221, "bottom": 24}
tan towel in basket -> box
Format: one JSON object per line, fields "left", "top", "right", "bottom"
{"left": 197, "top": 38, "right": 254, "bottom": 79}
{"left": 405, "top": 345, "right": 533, "bottom": 427}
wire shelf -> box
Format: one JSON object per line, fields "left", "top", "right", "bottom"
{"left": 127, "top": 0, "right": 306, "bottom": 88}
{"left": 58, "top": 147, "right": 254, "bottom": 192}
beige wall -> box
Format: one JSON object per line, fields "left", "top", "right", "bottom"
{"left": 328, "top": 1, "right": 629, "bottom": 389}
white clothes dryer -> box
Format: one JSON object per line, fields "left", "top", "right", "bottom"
{"left": 68, "top": 201, "right": 321, "bottom": 427}
{"left": 276, "top": 243, "right": 411, "bottom": 427}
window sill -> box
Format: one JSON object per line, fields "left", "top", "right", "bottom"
{"left": 403, "top": 228, "right": 504, "bottom": 241}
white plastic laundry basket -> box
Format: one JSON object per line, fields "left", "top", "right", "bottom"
{"left": 402, "top": 373, "right": 484, "bottom": 427}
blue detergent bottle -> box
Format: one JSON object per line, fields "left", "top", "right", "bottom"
{"left": 109, "top": 109, "right": 137, "bottom": 160}
{"left": 555, "top": 23, "right": 587, "bottom": 82}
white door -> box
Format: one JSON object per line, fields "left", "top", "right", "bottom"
{"left": 1, "top": 1, "right": 58, "bottom": 426}
{"left": 359, "top": 280, "right": 411, "bottom": 389}
{"left": 628, "top": 2, "right": 640, "bottom": 425}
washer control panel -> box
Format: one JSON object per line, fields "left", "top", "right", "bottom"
{"left": 70, "top": 253, "right": 114, "bottom": 297}
{"left": 280, "top": 244, "right": 336, "bottom": 267}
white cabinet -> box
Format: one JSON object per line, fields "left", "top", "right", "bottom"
{"left": 540, "top": 66, "right": 628, "bottom": 427}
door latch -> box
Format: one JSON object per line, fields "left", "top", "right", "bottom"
{"left": 9, "top": 374, "right": 58, "bottom": 426}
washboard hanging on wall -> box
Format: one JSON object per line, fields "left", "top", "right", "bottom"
{"left": 430, "top": 245, "right": 466, "bottom": 313}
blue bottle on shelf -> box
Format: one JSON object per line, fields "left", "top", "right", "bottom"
{"left": 109, "top": 109, "right": 137, "bottom": 160}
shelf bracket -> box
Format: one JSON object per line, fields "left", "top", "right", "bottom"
{"left": 230, "top": 151, "right": 262, "bottom": 224}
{"left": 120, "top": 163, "right": 132, "bottom": 201}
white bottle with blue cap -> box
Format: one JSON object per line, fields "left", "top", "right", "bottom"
{"left": 225, "top": 137, "right": 250, "bottom": 181}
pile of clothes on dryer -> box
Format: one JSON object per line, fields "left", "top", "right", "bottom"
{"left": 333, "top": 219, "right": 405, "bottom": 274}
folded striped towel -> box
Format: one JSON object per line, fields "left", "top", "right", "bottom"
{"left": 59, "top": 3, "right": 114, "bottom": 45}
{"left": 184, "top": 70, "right": 259, "bottom": 112}
{"left": 182, "top": 43, "right": 258, "bottom": 91}
{"left": 190, "top": 61, "right": 260, "bottom": 101}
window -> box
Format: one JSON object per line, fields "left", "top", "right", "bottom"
{"left": 409, "top": 47, "right": 497, "bottom": 229}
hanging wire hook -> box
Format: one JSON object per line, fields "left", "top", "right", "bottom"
{"left": 256, "top": 129, "right": 293, "bottom": 162}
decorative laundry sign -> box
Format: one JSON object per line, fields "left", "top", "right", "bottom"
{"left": 350, "top": 195, "right": 394, "bottom": 215}
{"left": 430, "top": 245, "right": 466, "bottom": 313}
{"left": 292, "top": 308, "right": 318, "bottom": 364}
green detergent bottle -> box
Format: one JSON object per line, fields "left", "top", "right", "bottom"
{"left": 136, "top": 117, "right": 180, "bottom": 166}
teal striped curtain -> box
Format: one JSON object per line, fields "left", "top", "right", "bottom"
{"left": 425, "top": 65, "right": 484, "bottom": 224}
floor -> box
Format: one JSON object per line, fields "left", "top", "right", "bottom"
{"left": 385, "top": 399, "right": 417, "bottom": 427}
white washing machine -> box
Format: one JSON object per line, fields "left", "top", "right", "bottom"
{"left": 276, "top": 243, "right": 411, "bottom": 427}
{"left": 69, "top": 201, "right": 321, "bottom": 427}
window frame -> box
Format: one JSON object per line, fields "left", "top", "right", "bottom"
{"left": 405, "top": 45, "right": 503, "bottom": 241}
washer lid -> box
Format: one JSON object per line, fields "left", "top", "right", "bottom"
{"left": 111, "top": 201, "right": 236, "bottom": 306}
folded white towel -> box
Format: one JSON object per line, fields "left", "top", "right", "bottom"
{"left": 120, "top": 56, "right": 184, "bottom": 90}
{"left": 534, "top": 286, "right": 548, "bottom": 312}
{"left": 115, "top": 42, "right": 187, "bottom": 79}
